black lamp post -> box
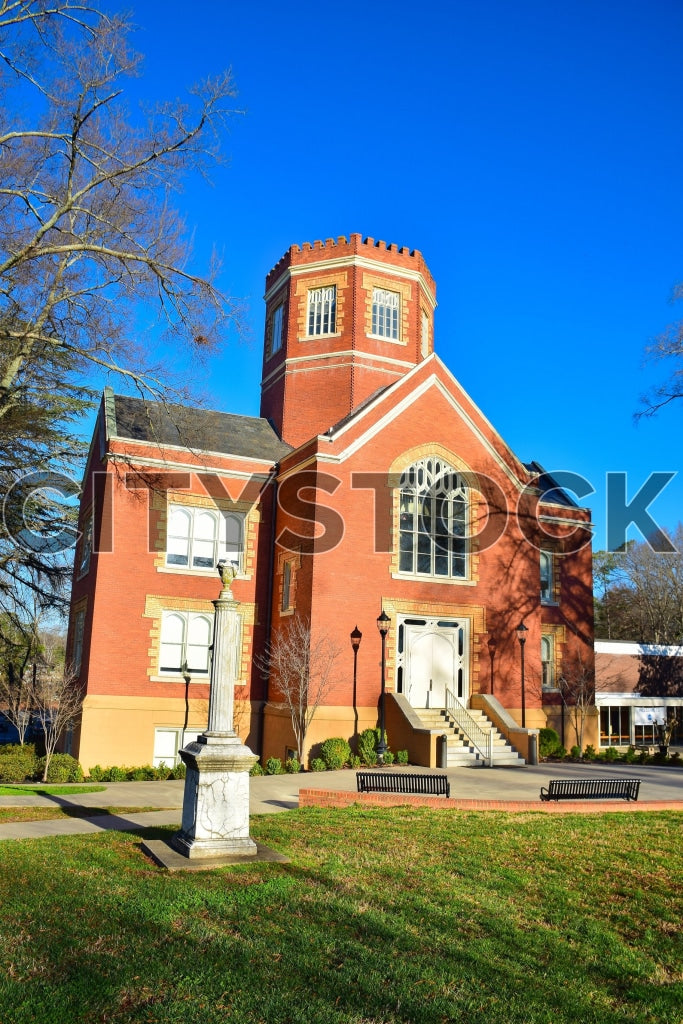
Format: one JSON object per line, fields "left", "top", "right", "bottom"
{"left": 376, "top": 610, "right": 390, "bottom": 762}
{"left": 515, "top": 621, "right": 528, "bottom": 727}
{"left": 487, "top": 636, "right": 497, "bottom": 695}
{"left": 350, "top": 625, "right": 362, "bottom": 749}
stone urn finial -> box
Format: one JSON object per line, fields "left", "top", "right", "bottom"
{"left": 217, "top": 559, "right": 238, "bottom": 598}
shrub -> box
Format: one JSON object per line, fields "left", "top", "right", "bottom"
{"left": 265, "top": 757, "right": 284, "bottom": 776}
{"left": 309, "top": 757, "right": 326, "bottom": 772}
{"left": 358, "top": 728, "right": 385, "bottom": 767}
{"left": 107, "top": 766, "right": 129, "bottom": 782}
{"left": 171, "top": 760, "right": 186, "bottom": 779}
{"left": 539, "top": 727, "right": 562, "bottom": 758}
{"left": 623, "top": 746, "right": 637, "bottom": 764}
{"left": 569, "top": 745, "right": 581, "bottom": 759}
{"left": 250, "top": 762, "right": 265, "bottom": 776}
{"left": 320, "top": 737, "right": 351, "bottom": 771}
{"left": 396, "top": 749, "right": 409, "bottom": 765}
{"left": 284, "top": 757, "right": 301, "bottom": 774}
{"left": 36, "top": 754, "right": 84, "bottom": 783}
{"left": 556, "top": 746, "right": 567, "bottom": 759}
{"left": 0, "top": 743, "right": 39, "bottom": 782}
{"left": 582, "top": 744, "right": 597, "bottom": 761}
{"left": 348, "top": 754, "right": 361, "bottom": 769}
{"left": 382, "top": 750, "right": 394, "bottom": 765}
{"left": 602, "top": 746, "right": 620, "bottom": 762}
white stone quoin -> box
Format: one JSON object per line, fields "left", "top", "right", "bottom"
{"left": 173, "top": 563, "right": 258, "bottom": 859}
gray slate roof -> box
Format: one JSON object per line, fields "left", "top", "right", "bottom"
{"left": 109, "top": 392, "right": 292, "bottom": 463}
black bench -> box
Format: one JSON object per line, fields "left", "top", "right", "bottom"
{"left": 540, "top": 778, "right": 640, "bottom": 802}
{"left": 356, "top": 771, "right": 450, "bottom": 798}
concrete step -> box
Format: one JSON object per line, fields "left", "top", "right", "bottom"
{"left": 412, "top": 705, "right": 526, "bottom": 767}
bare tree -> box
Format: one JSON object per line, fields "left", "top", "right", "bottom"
{"left": 593, "top": 527, "right": 683, "bottom": 644}
{"left": 557, "top": 651, "right": 596, "bottom": 751}
{"left": 32, "top": 655, "right": 82, "bottom": 781}
{"left": 260, "top": 615, "right": 342, "bottom": 763}
{"left": 638, "top": 281, "right": 683, "bottom": 417}
{"left": 0, "top": 659, "right": 34, "bottom": 743}
{"left": 0, "top": 1, "right": 242, "bottom": 411}
{"left": 0, "top": 2, "right": 243, "bottom": 616}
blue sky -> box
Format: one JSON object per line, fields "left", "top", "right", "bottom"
{"left": 118, "top": 0, "right": 683, "bottom": 551}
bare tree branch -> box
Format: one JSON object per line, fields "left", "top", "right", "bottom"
{"left": 258, "top": 615, "right": 342, "bottom": 763}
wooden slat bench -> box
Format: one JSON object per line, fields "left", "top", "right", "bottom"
{"left": 540, "top": 778, "right": 641, "bottom": 802}
{"left": 356, "top": 771, "right": 450, "bottom": 798}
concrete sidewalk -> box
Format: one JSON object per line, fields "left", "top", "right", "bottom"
{"left": 0, "top": 761, "right": 681, "bottom": 841}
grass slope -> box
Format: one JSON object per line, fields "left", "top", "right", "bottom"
{"left": 0, "top": 806, "right": 681, "bottom": 1024}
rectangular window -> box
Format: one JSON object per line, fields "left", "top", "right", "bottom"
{"left": 372, "top": 288, "right": 400, "bottom": 339}
{"left": 541, "top": 635, "right": 555, "bottom": 690}
{"left": 72, "top": 609, "right": 85, "bottom": 675}
{"left": 281, "top": 560, "right": 292, "bottom": 611}
{"left": 166, "top": 505, "right": 243, "bottom": 572}
{"left": 271, "top": 303, "right": 284, "bottom": 354}
{"left": 78, "top": 512, "right": 93, "bottom": 577}
{"left": 540, "top": 551, "right": 554, "bottom": 603}
{"left": 599, "top": 706, "right": 631, "bottom": 747}
{"left": 159, "top": 611, "right": 214, "bottom": 675}
{"left": 421, "top": 309, "right": 429, "bottom": 356}
{"left": 307, "top": 286, "right": 336, "bottom": 335}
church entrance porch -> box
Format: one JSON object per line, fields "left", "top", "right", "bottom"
{"left": 396, "top": 616, "right": 469, "bottom": 709}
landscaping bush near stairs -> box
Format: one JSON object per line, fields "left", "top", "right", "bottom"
{"left": 539, "top": 727, "right": 562, "bottom": 758}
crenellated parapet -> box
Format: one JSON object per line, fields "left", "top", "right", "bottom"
{"left": 265, "top": 232, "right": 435, "bottom": 296}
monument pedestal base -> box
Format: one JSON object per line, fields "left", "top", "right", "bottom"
{"left": 172, "top": 733, "right": 258, "bottom": 860}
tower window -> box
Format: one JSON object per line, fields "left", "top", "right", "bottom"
{"left": 421, "top": 309, "right": 429, "bottom": 356}
{"left": 307, "top": 286, "right": 336, "bottom": 335}
{"left": 271, "top": 303, "right": 284, "bottom": 354}
{"left": 372, "top": 288, "right": 400, "bottom": 340}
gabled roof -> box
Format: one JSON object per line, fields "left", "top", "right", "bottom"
{"left": 106, "top": 390, "right": 292, "bottom": 463}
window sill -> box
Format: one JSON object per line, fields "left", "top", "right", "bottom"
{"left": 158, "top": 565, "right": 248, "bottom": 580}
{"left": 366, "top": 333, "right": 406, "bottom": 346}
{"left": 392, "top": 572, "right": 476, "bottom": 586}
{"left": 298, "top": 331, "right": 342, "bottom": 342}
{"left": 150, "top": 674, "right": 209, "bottom": 684}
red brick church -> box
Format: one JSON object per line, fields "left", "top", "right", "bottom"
{"left": 67, "top": 235, "right": 594, "bottom": 772}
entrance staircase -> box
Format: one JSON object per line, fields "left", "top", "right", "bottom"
{"left": 413, "top": 707, "right": 525, "bottom": 767}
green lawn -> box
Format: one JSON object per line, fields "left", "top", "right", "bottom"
{"left": 0, "top": 785, "right": 106, "bottom": 797}
{"left": 0, "top": 807, "right": 681, "bottom": 1024}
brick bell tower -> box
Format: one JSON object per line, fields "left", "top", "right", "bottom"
{"left": 259, "top": 233, "right": 437, "bottom": 448}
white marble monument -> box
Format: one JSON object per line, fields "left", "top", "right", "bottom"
{"left": 172, "top": 561, "right": 258, "bottom": 859}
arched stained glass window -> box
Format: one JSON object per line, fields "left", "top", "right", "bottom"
{"left": 398, "top": 457, "right": 468, "bottom": 579}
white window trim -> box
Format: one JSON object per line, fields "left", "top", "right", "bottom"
{"left": 541, "top": 634, "right": 557, "bottom": 691}
{"left": 397, "top": 457, "right": 469, "bottom": 582}
{"left": 271, "top": 302, "right": 284, "bottom": 355}
{"left": 307, "top": 285, "right": 337, "bottom": 336}
{"left": 158, "top": 610, "right": 214, "bottom": 678}
{"left": 165, "top": 504, "right": 244, "bottom": 574}
{"left": 370, "top": 287, "right": 400, "bottom": 341}
{"left": 540, "top": 550, "right": 556, "bottom": 604}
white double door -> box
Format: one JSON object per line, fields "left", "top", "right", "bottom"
{"left": 402, "top": 617, "right": 468, "bottom": 708}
